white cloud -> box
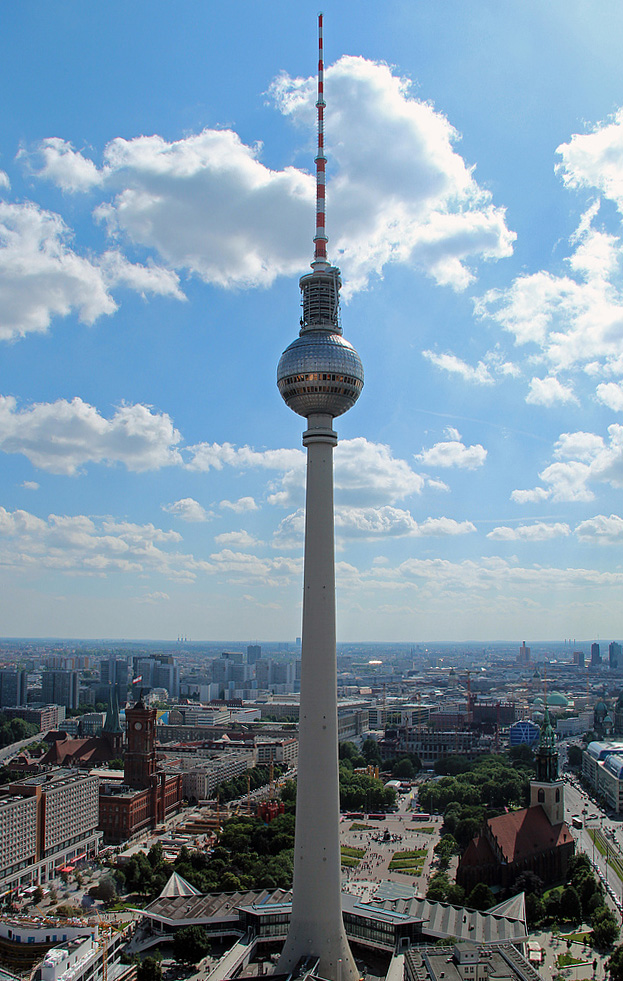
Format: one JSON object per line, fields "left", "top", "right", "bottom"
{"left": 0, "top": 506, "right": 211, "bottom": 582}
{"left": 477, "top": 198, "right": 623, "bottom": 375}
{"left": 525, "top": 375, "right": 578, "bottom": 406}
{"left": 575, "top": 513, "right": 623, "bottom": 544}
{"left": 0, "top": 395, "right": 182, "bottom": 474}
{"left": 512, "top": 424, "right": 623, "bottom": 502}
{"left": 421, "top": 350, "right": 494, "bottom": 385}
{"left": 416, "top": 433, "right": 487, "bottom": 469}
{"left": 214, "top": 530, "right": 261, "bottom": 548}
{"left": 29, "top": 57, "right": 513, "bottom": 298}
{"left": 557, "top": 108, "right": 623, "bottom": 214}
{"left": 554, "top": 431, "right": 604, "bottom": 462}
{"left": 487, "top": 522, "right": 571, "bottom": 541}
{"left": 274, "top": 505, "right": 475, "bottom": 545}
{"left": 0, "top": 202, "right": 117, "bottom": 340}
{"left": 510, "top": 487, "right": 550, "bottom": 504}
{"left": 138, "top": 591, "right": 170, "bottom": 604}
{"left": 162, "top": 498, "right": 212, "bottom": 523}
{"left": 272, "top": 56, "right": 514, "bottom": 292}
{"left": 0, "top": 171, "right": 10, "bottom": 191}
{"left": 596, "top": 381, "right": 623, "bottom": 411}
{"left": 21, "top": 480, "right": 39, "bottom": 490}
{"left": 98, "top": 250, "right": 184, "bottom": 299}
{"left": 25, "top": 137, "right": 105, "bottom": 192}
{"left": 220, "top": 497, "right": 258, "bottom": 513}
{"left": 188, "top": 442, "right": 303, "bottom": 473}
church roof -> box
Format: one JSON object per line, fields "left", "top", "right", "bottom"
{"left": 487, "top": 806, "right": 572, "bottom": 864}
{"left": 40, "top": 735, "right": 116, "bottom": 765}
{"left": 159, "top": 872, "right": 201, "bottom": 898}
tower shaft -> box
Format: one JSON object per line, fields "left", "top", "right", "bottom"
{"left": 276, "top": 413, "right": 358, "bottom": 981}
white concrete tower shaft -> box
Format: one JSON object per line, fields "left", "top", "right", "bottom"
{"left": 276, "top": 414, "right": 358, "bottom": 981}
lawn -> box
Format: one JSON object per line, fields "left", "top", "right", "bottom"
{"left": 341, "top": 846, "right": 366, "bottom": 858}
{"left": 350, "top": 822, "right": 373, "bottom": 831}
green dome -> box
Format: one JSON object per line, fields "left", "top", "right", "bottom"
{"left": 548, "top": 692, "right": 570, "bottom": 707}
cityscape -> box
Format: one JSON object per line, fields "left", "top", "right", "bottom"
{"left": 1, "top": 4, "right": 623, "bottom": 981}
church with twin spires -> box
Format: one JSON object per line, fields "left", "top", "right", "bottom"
{"left": 457, "top": 709, "right": 575, "bottom": 893}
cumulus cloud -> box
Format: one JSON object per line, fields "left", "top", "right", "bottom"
{"left": 269, "top": 437, "right": 426, "bottom": 509}
{"left": 272, "top": 56, "right": 514, "bottom": 292}
{"left": 25, "top": 137, "right": 104, "bottom": 192}
{"left": 26, "top": 57, "right": 513, "bottom": 299}
{"left": 21, "top": 480, "right": 39, "bottom": 490}
{"left": 477, "top": 200, "right": 623, "bottom": 378}
{"left": 0, "top": 201, "right": 182, "bottom": 341}
{"left": 487, "top": 522, "right": 571, "bottom": 541}
{"left": 416, "top": 430, "right": 487, "bottom": 469}
{"left": 188, "top": 442, "right": 303, "bottom": 473}
{"left": 557, "top": 108, "right": 623, "bottom": 213}
{"left": 511, "top": 424, "right": 623, "bottom": 502}
{"left": 214, "top": 530, "right": 261, "bottom": 548}
{"left": 0, "top": 171, "right": 10, "bottom": 191}
{"left": 421, "top": 350, "right": 494, "bottom": 385}
{"left": 162, "top": 498, "right": 212, "bottom": 522}
{"left": 0, "top": 202, "right": 117, "bottom": 340}
{"left": 0, "top": 506, "right": 211, "bottom": 582}
{"left": 274, "top": 505, "right": 475, "bottom": 546}
{"left": 220, "top": 497, "right": 258, "bottom": 513}
{"left": 525, "top": 375, "right": 578, "bottom": 407}
{"left": 596, "top": 380, "right": 623, "bottom": 411}
{"left": 575, "top": 513, "right": 623, "bottom": 544}
{"left": 0, "top": 395, "right": 182, "bottom": 474}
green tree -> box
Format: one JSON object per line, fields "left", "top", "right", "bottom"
{"left": 173, "top": 925, "right": 211, "bottom": 965}
{"left": 593, "top": 906, "right": 619, "bottom": 949}
{"left": 361, "top": 738, "right": 382, "bottom": 765}
{"left": 426, "top": 872, "right": 452, "bottom": 902}
{"left": 393, "top": 757, "right": 415, "bottom": 779}
{"left": 137, "top": 956, "right": 162, "bottom": 981}
{"left": 568, "top": 745, "right": 583, "bottom": 767}
{"left": 466, "top": 882, "right": 495, "bottom": 911}
{"left": 559, "top": 885, "right": 582, "bottom": 923}
{"left": 606, "top": 943, "right": 623, "bottom": 981}
{"left": 525, "top": 893, "right": 545, "bottom": 928}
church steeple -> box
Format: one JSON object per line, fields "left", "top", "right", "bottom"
{"left": 530, "top": 698, "right": 564, "bottom": 825}
{"left": 534, "top": 707, "right": 558, "bottom": 783}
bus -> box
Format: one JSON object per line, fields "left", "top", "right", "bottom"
{"left": 412, "top": 812, "right": 431, "bottom": 822}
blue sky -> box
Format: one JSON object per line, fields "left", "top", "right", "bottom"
{"left": 1, "top": 0, "right": 623, "bottom": 642}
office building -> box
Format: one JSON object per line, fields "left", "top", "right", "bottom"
{"left": 247, "top": 644, "right": 262, "bottom": 664}
{"left": 591, "top": 642, "right": 601, "bottom": 666}
{"left": 0, "top": 769, "right": 100, "bottom": 893}
{"left": 41, "top": 671, "right": 79, "bottom": 710}
{"left": 0, "top": 669, "right": 27, "bottom": 707}
{"left": 610, "top": 641, "right": 622, "bottom": 670}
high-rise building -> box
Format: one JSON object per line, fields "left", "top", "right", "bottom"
{"left": 610, "top": 642, "right": 622, "bottom": 670}
{"left": 591, "top": 642, "right": 601, "bottom": 666}
{"left": 247, "top": 644, "right": 262, "bottom": 664}
{"left": 0, "top": 669, "right": 27, "bottom": 707}
{"left": 0, "top": 769, "right": 100, "bottom": 892}
{"left": 517, "top": 641, "right": 531, "bottom": 665}
{"left": 275, "top": 17, "right": 363, "bottom": 981}
{"left": 41, "top": 670, "right": 79, "bottom": 709}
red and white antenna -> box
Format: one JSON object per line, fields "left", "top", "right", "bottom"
{"left": 312, "top": 12, "right": 329, "bottom": 271}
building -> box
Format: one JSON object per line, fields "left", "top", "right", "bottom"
{"left": 42, "top": 671, "right": 79, "bottom": 710}
{"left": 508, "top": 719, "right": 540, "bottom": 746}
{"left": 591, "top": 642, "right": 601, "bottom": 667}
{"left": 274, "top": 18, "right": 364, "bottom": 980}
{"left": 256, "top": 738, "right": 298, "bottom": 766}
{"left": 98, "top": 695, "right": 183, "bottom": 843}
{"left": 610, "top": 642, "right": 622, "bottom": 670}
{"left": 517, "top": 641, "right": 531, "bottom": 665}
{"left": 0, "top": 768, "right": 100, "bottom": 893}
{"left": 247, "top": 644, "right": 262, "bottom": 664}
{"left": 4, "top": 704, "right": 65, "bottom": 731}
{"left": 0, "top": 670, "right": 27, "bottom": 708}
{"left": 457, "top": 710, "right": 574, "bottom": 893}
{"left": 40, "top": 931, "right": 129, "bottom": 981}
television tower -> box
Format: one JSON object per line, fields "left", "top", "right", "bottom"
{"left": 275, "top": 14, "right": 363, "bottom": 981}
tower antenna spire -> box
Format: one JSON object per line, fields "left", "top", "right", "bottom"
{"left": 313, "top": 12, "right": 329, "bottom": 270}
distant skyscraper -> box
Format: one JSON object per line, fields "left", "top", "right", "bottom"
{"left": 573, "top": 650, "right": 585, "bottom": 668}
{"left": 517, "top": 641, "right": 531, "bottom": 665}
{"left": 275, "top": 17, "right": 363, "bottom": 981}
{"left": 247, "top": 644, "right": 262, "bottom": 665}
{"left": 42, "top": 670, "right": 79, "bottom": 709}
{"left": 610, "top": 642, "right": 622, "bottom": 670}
{"left": 0, "top": 669, "right": 27, "bottom": 707}
{"left": 591, "top": 642, "right": 601, "bottom": 666}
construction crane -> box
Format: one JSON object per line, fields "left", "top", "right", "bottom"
{"left": 96, "top": 912, "right": 111, "bottom": 981}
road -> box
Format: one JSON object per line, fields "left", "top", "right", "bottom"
{"left": 564, "top": 774, "right": 623, "bottom": 917}
{"left": 0, "top": 730, "right": 49, "bottom": 763}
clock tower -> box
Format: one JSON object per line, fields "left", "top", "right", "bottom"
{"left": 124, "top": 695, "right": 157, "bottom": 789}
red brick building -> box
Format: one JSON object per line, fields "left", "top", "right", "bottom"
{"left": 99, "top": 697, "right": 183, "bottom": 844}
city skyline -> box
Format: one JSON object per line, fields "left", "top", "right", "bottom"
{"left": 1, "top": 2, "right": 623, "bottom": 641}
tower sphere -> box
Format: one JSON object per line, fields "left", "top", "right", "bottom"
{"left": 277, "top": 328, "right": 364, "bottom": 418}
